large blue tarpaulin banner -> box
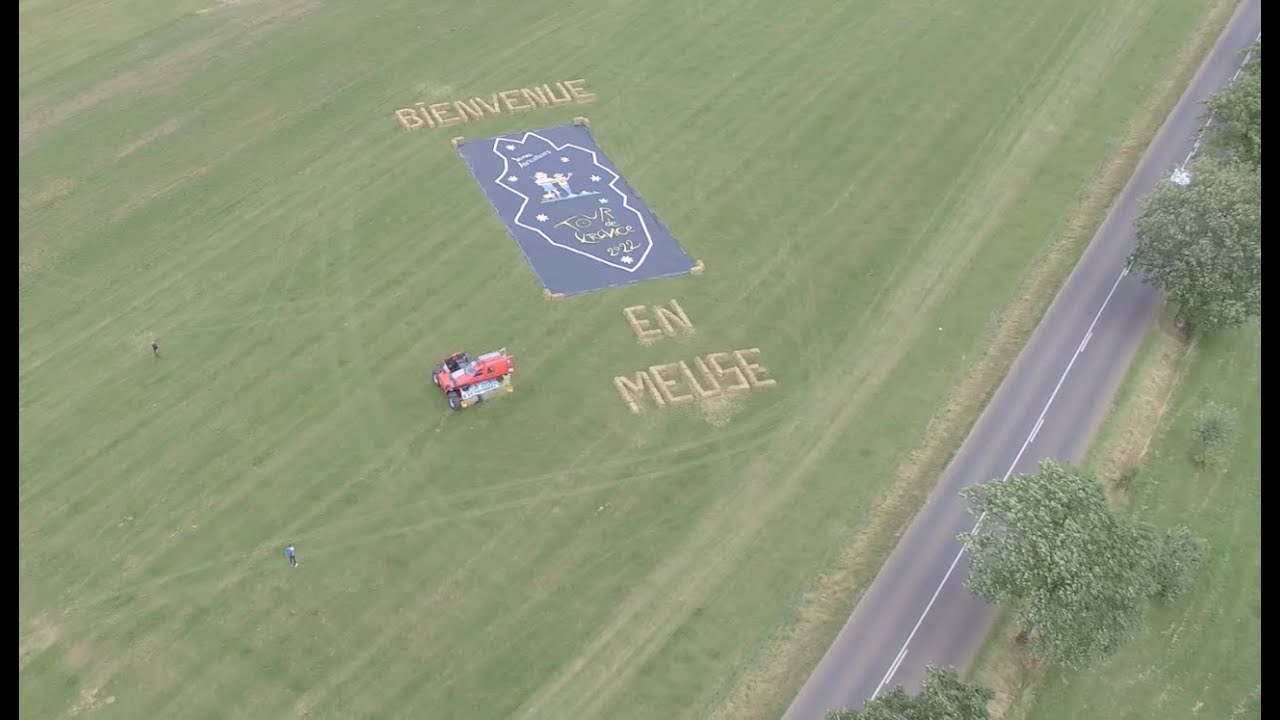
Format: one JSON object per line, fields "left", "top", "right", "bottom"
{"left": 457, "top": 124, "right": 695, "bottom": 297}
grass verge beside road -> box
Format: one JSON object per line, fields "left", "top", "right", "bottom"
{"left": 972, "top": 309, "right": 1261, "bottom": 720}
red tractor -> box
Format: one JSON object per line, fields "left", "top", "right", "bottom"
{"left": 431, "top": 348, "right": 516, "bottom": 411}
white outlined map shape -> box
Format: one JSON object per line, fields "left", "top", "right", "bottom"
{"left": 492, "top": 132, "right": 655, "bottom": 273}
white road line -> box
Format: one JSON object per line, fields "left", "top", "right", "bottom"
{"left": 879, "top": 647, "right": 909, "bottom": 691}
{"left": 1028, "top": 417, "right": 1044, "bottom": 444}
{"left": 1177, "top": 31, "right": 1260, "bottom": 172}
{"left": 871, "top": 31, "right": 1261, "bottom": 699}
{"left": 871, "top": 264, "right": 1128, "bottom": 698}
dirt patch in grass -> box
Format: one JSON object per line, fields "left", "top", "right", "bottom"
{"left": 116, "top": 118, "right": 183, "bottom": 159}
{"left": 65, "top": 640, "right": 95, "bottom": 670}
{"left": 1231, "top": 685, "right": 1261, "bottom": 718}
{"left": 20, "top": 177, "right": 79, "bottom": 277}
{"left": 18, "top": 0, "right": 322, "bottom": 147}
{"left": 110, "top": 165, "right": 213, "bottom": 222}
{"left": 197, "top": 0, "right": 261, "bottom": 13}
{"left": 68, "top": 686, "right": 116, "bottom": 716}
{"left": 19, "top": 613, "right": 61, "bottom": 671}
{"left": 20, "top": 177, "right": 78, "bottom": 212}
{"left": 699, "top": 393, "right": 746, "bottom": 428}
{"left": 19, "top": 37, "right": 222, "bottom": 147}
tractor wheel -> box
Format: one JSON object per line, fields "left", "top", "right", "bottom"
{"left": 447, "top": 391, "right": 461, "bottom": 411}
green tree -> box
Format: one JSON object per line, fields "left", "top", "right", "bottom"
{"left": 1151, "top": 526, "right": 1208, "bottom": 603}
{"left": 958, "top": 461, "right": 1159, "bottom": 667}
{"left": 1190, "top": 400, "right": 1237, "bottom": 467}
{"left": 825, "top": 665, "right": 993, "bottom": 720}
{"left": 1129, "top": 156, "right": 1261, "bottom": 333}
{"left": 1205, "top": 39, "right": 1260, "bottom": 168}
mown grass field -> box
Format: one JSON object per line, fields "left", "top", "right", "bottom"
{"left": 18, "top": 0, "right": 1234, "bottom": 718}
{"left": 974, "top": 315, "right": 1261, "bottom": 720}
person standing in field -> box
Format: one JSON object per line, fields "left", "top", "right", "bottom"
{"left": 284, "top": 545, "right": 297, "bottom": 567}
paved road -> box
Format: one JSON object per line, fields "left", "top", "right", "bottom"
{"left": 782, "top": 2, "right": 1261, "bottom": 717}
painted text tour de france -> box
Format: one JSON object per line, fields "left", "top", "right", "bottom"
{"left": 615, "top": 300, "right": 778, "bottom": 415}
{"left": 394, "top": 79, "right": 597, "bottom": 131}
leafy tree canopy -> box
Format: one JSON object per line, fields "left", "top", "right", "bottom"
{"left": 825, "top": 665, "right": 993, "bottom": 720}
{"left": 1129, "top": 156, "right": 1260, "bottom": 333}
{"left": 959, "top": 461, "right": 1159, "bottom": 667}
{"left": 1205, "top": 39, "right": 1260, "bottom": 167}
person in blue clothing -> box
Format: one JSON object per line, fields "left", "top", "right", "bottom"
{"left": 284, "top": 545, "right": 297, "bottom": 567}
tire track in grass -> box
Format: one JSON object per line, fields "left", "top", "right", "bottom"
{"left": 42, "top": 449, "right": 739, "bottom": 647}
{"left": 698, "top": 0, "right": 1061, "bottom": 335}
{"left": 384, "top": 474, "right": 714, "bottom": 713}
{"left": 509, "top": 0, "right": 1059, "bottom": 702}
{"left": 707, "top": 8, "right": 1229, "bottom": 706}
{"left": 514, "top": 2, "right": 1157, "bottom": 716}
{"left": 41, "top": 256, "right": 476, "bottom": 561}
{"left": 21, "top": 181, "right": 472, "bottom": 522}
{"left": 18, "top": 72, "right": 403, "bottom": 377}
{"left": 41, "top": 279, "right": 783, "bottom": 632}
{"left": 280, "top": 426, "right": 646, "bottom": 718}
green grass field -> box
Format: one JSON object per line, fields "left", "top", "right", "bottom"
{"left": 18, "top": 1, "right": 1234, "bottom": 718}
{"left": 989, "top": 317, "right": 1261, "bottom": 720}
{"left": 972, "top": 311, "right": 1261, "bottom": 720}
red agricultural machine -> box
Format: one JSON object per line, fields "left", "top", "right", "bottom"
{"left": 431, "top": 348, "right": 516, "bottom": 411}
